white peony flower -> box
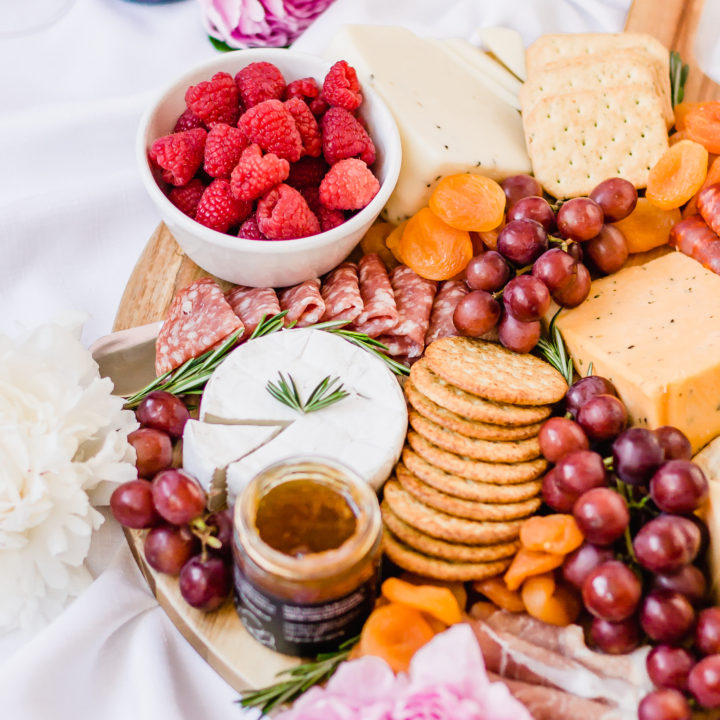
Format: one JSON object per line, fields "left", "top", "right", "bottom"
{"left": 0, "top": 316, "right": 138, "bottom": 630}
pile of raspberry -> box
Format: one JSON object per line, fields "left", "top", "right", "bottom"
{"left": 148, "top": 60, "right": 381, "bottom": 241}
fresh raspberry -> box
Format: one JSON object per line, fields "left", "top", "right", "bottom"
{"left": 287, "top": 156, "right": 329, "bottom": 189}
{"left": 321, "top": 107, "right": 375, "bottom": 166}
{"left": 322, "top": 60, "right": 362, "bottom": 111}
{"left": 174, "top": 108, "right": 204, "bottom": 133}
{"left": 284, "top": 98, "right": 322, "bottom": 158}
{"left": 284, "top": 77, "right": 319, "bottom": 103}
{"left": 185, "top": 72, "right": 240, "bottom": 127}
{"left": 203, "top": 123, "right": 248, "bottom": 178}
{"left": 299, "top": 185, "right": 321, "bottom": 214}
{"left": 238, "top": 215, "right": 266, "bottom": 240}
{"left": 149, "top": 128, "right": 207, "bottom": 186}
{"left": 310, "top": 97, "right": 329, "bottom": 117}
{"left": 257, "top": 183, "right": 320, "bottom": 240}
{"left": 235, "top": 62, "right": 286, "bottom": 109}
{"left": 300, "top": 186, "right": 346, "bottom": 232}
{"left": 239, "top": 99, "right": 303, "bottom": 163}
{"left": 319, "top": 159, "right": 380, "bottom": 210}
{"left": 230, "top": 143, "right": 289, "bottom": 202}
{"left": 195, "top": 179, "right": 251, "bottom": 232}
{"left": 168, "top": 178, "right": 206, "bottom": 218}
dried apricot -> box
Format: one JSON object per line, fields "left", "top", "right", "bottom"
{"left": 399, "top": 207, "right": 473, "bottom": 281}
{"left": 360, "top": 222, "right": 399, "bottom": 270}
{"left": 358, "top": 603, "right": 436, "bottom": 672}
{"left": 521, "top": 573, "right": 581, "bottom": 627}
{"left": 385, "top": 220, "right": 408, "bottom": 264}
{"left": 473, "top": 576, "right": 525, "bottom": 613}
{"left": 669, "top": 130, "right": 690, "bottom": 146}
{"left": 613, "top": 198, "right": 681, "bottom": 252}
{"left": 685, "top": 102, "right": 720, "bottom": 154}
{"left": 381, "top": 577, "right": 463, "bottom": 625}
{"left": 519, "top": 514, "right": 584, "bottom": 555}
{"left": 468, "top": 600, "right": 498, "bottom": 621}
{"left": 398, "top": 572, "right": 467, "bottom": 610}
{"left": 503, "top": 547, "right": 565, "bottom": 592}
{"left": 646, "top": 140, "right": 708, "bottom": 211}
{"left": 674, "top": 102, "right": 707, "bottom": 131}
{"left": 429, "top": 174, "right": 506, "bottom": 232}
{"left": 475, "top": 217, "right": 505, "bottom": 252}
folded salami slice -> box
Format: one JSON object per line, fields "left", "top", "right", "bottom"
{"left": 278, "top": 278, "right": 326, "bottom": 327}
{"left": 424, "top": 280, "right": 469, "bottom": 346}
{"left": 376, "top": 266, "right": 437, "bottom": 358}
{"left": 353, "top": 253, "right": 398, "bottom": 337}
{"left": 321, "top": 262, "right": 363, "bottom": 323}
{"left": 155, "top": 277, "right": 243, "bottom": 376}
{"left": 225, "top": 286, "right": 281, "bottom": 335}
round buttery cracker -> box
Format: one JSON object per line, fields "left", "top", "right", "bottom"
{"left": 405, "top": 380, "right": 544, "bottom": 441}
{"left": 425, "top": 337, "right": 568, "bottom": 406}
{"left": 407, "top": 431, "right": 548, "bottom": 485}
{"left": 383, "top": 480, "right": 523, "bottom": 544}
{"left": 410, "top": 359, "right": 552, "bottom": 425}
{"left": 409, "top": 410, "right": 541, "bottom": 463}
{"left": 382, "top": 502, "right": 520, "bottom": 562}
{"left": 383, "top": 530, "right": 512, "bottom": 581}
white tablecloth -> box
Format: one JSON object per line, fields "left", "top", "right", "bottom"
{"left": 6, "top": 0, "right": 717, "bottom": 717}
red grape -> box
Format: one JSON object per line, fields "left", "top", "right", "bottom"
{"left": 555, "top": 450, "right": 607, "bottom": 495}
{"left": 557, "top": 197, "right": 604, "bottom": 241}
{"left": 144, "top": 524, "right": 198, "bottom": 575}
{"left": 573, "top": 487, "right": 629, "bottom": 545}
{"left": 497, "top": 219, "right": 548, "bottom": 266}
{"left": 179, "top": 555, "right": 232, "bottom": 611}
{"left": 562, "top": 542, "right": 614, "bottom": 588}
{"left": 538, "top": 417, "right": 589, "bottom": 463}
{"left": 589, "top": 178, "right": 638, "bottom": 223}
{"left": 566, "top": 375, "right": 619, "bottom": 416}
{"left": 127, "top": 427, "right": 173, "bottom": 478}
{"left": 497, "top": 313, "right": 541, "bottom": 353}
{"left": 696, "top": 608, "right": 720, "bottom": 656}
{"left": 641, "top": 590, "right": 696, "bottom": 643}
{"left": 550, "top": 262, "right": 591, "bottom": 308}
{"left": 566, "top": 242, "right": 584, "bottom": 263}
{"left": 503, "top": 275, "right": 550, "bottom": 322}
{"left": 136, "top": 390, "right": 190, "bottom": 438}
{"left": 655, "top": 427, "right": 692, "bottom": 461}
{"left": 650, "top": 460, "right": 709, "bottom": 514}
{"left": 532, "top": 248, "right": 578, "bottom": 294}
{"left": 151, "top": 469, "right": 206, "bottom": 525}
{"left": 541, "top": 468, "right": 578, "bottom": 512}
{"left": 612, "top": 427, "right": 664, "bottom": 486}
{"left": 207, "top": 508, "right": 234, "bottom": 559}
{"left": 582, "top": 560, "right": 642, "bottom": 621}
{"left": 110, "top": 479, "right": 161, "bottom": 529}
{"left": 638, "top": 688, "right": 691, "bottom": 720}
{"left": 501, "top": 174, "right": 542, "bottom": 206}
{"left": 453, "top": 290, "right": 501, "bottom": 337}
{"left": 577, "top": 394, "right": 627, "bottom": 441}
{"left": 465, "top": 251, "right": 511, "bottom": 292}
{"left": 653, "top": 565, "right": 708, "bottom": 606}
{"left": 585, "top": 224, "right": 629, "bottom": 275}
{"left": 634, "top": 515, "right": 701, "bottom": 573}
{"left": 647, "top": 645, "right": 695, "bottom": 691}
{"left": 690, "top": 655, "right": 720, "bottom": 708}
{"left": 507, "top": 196, "right": 555, "bottom": 232}
{"left": 590, "top": 616, "right": 640, "bottom": 654}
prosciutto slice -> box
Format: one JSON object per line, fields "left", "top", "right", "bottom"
{"left": 424, "top": 280, "right": 469, "bottom": 346}
{"left": 278, "top": 279, "right": 325, "bottom": 327}
{"left": 353, "top": 253, "right": 398, "bottom": 338}
{"left": 321, "top": 262, "right": 363, "bottom": 323}
{"left": 376, "top": 266, "right": 437, "bottom": 358}
{"left": 225, "top": 286, "right": 280, "bottom": 335}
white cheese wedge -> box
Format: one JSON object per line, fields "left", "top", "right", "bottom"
{"left": 326, "top": 25, "right": 531, "bottom": 224}
{"left": 182, "top": 421, "right": 283, "bottom": 510}
{"left": 198, "top": 328, "right": 407, "bottom": 503}
{"left": 476, "top": 26, "right": 527, "bottom": 80}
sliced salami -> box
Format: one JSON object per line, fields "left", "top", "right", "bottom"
{"left": 155, "top": 277, "right": 243, "bottom": 376}
{"left": 376, "top": 266, "right": 437, "bottom": 358}
{"left": 225, "top": 286, "right": 281, "bottom": 335}
{"left": 353, "top": 253, "right": 398, "bottom": 337}
{"left": 425, "top": 280, "right": 469, "bottom": 346}
{"left": 321, "top": 262, "right": 363, "bottom": 323}
{"left": 278, "top": 278, "right": 326, "bottom": 327}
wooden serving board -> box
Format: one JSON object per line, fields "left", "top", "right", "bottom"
{"left": 115, "top": 0, "right": 720, "bottom": 696}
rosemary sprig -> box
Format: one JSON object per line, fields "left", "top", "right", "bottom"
{"left": 535, "top": 309, "right": 574, "bottom": 386}
{"left": 670, "top": 50, "right": 690, "bottom": 108}
{"left": 266, "top": 373, "right": 349, "bottom": 413}
{"left": 330, "top": 328, "right": 410, "bottom": 376}
{"left": 237, "top": 636, "right": 359, "bottom": 714}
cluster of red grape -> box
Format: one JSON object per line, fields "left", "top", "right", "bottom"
{"left": 110, "top": 390, "right": 232, "bottom": 612}
{"left": 452, "top": 175, "right": 636, "bottom": 353}
{"left": 539, "top": 375, "right": 720, "bottom": 719}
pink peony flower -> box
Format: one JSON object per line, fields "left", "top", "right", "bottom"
{"left": 198, "top": 0, "right": 337, "bottom": 49}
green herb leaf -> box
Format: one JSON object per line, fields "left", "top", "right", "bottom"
{"left": 208, "top": 36, "right": 234, "bottom": 53}
{"left": 535, "top": 309, "right": 574, "bottom": 386}
{"left": 266, "top": 373, "right": 349, "bottom": 414}
{"left": 670, "top": 50, "right": 690, "bottom": 108}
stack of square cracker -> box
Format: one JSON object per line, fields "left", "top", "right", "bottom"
{"left": 382, "top": 337, "right": 568, "bottom": 581}
{"left": 520, "top": 32, "right": 672, "bottom": 199}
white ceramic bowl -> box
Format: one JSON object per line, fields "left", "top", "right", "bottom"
{"left": 137, "top": 49, "right": 401, "bottom": 288}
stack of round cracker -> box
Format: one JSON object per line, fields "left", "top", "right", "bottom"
{"left": 382, "top": 337, "right": 568, "bottom": 582}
